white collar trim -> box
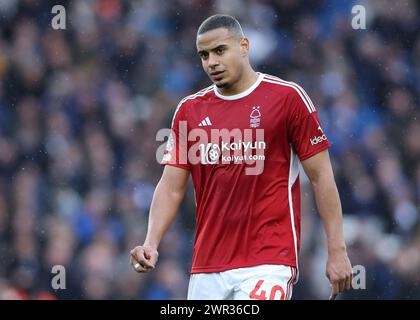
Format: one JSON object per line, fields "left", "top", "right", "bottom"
{"left": 214, "top": 72, "right": 263, "bottom": 100}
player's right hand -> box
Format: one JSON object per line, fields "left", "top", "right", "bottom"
{"left": 130, "top": 245, "right": 159, "bottom": 273}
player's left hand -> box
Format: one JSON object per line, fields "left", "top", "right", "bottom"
{"left": 326, "top": 249, "right": 353, "bottom": 300}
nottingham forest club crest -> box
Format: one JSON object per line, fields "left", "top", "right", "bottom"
{"left": 250, "top": 106, "right": 261, "bottom": 128}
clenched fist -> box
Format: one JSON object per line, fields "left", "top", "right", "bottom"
{"left": 130, "top": 245, "right": 159, "bottom": 273}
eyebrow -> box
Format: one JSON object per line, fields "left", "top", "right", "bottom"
{"left": 197, "top": 44, "right": 228, "bottom": 56}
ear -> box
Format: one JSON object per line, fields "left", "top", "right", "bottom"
{"left": 240, "top": 38, "right": 249, "bottom": 57}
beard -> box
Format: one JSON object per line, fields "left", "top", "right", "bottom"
{"left": 215, "top": 81, "right": 230, "bottom": 88}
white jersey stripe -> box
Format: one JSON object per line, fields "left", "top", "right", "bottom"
{"left": 180, "top": 86, "right": 213, "bottom": 104}
{"left": 170, "top": 86, "right": 213, "bottom": 127}
{"left": 263, "top": 74, "right": 316, "bottom": 112}
{"left": 263, "top": 79, "right": 313, "bottom": 114}
{"left": 263, "top": 75, "right": 316, "bottom": 113}
{"left": 288, "top": 145, "right": 300, "bottom": 283}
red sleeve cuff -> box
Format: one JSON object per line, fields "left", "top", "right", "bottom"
{"left": 298, "top": 141, "right": 331, "bottom": 161}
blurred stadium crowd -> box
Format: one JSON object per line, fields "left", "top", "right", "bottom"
{"left": 0, "top": 0, "right": 419, "bottom": 299}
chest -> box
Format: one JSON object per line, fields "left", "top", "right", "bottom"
{"left": 187, "top": 97, "right": 288, "bottom": 134}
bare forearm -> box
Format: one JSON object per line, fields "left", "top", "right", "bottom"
{"left": 311, "top": 173, "right": 346, "bottom": 253}
{"left": 302, "top": 150, "right": 352, "bottom": 298}
{"left": 143, "top": 180, "right": 185, "bottom": 249}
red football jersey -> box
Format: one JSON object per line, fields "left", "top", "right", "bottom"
{"left": 162, "top": 73, "right": 331, "bottom": 274}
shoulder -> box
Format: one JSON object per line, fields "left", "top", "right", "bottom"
{"left": 170, "top": 85, "right": 214, "bottom": 126}
{"left": 260, "top": 73, "right": 316, "bottom": 113}
{"left": 175, "top": 85, "right": 214, "bottom": 112}
{"left": 261, "top": 73, "right": 306, "bottom": 97}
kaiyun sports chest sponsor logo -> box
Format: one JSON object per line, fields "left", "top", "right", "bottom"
{"left": 194, "top": 128, "right": 266, "bottom": 171}
{"left": 157, "top": 122, "right": 267, "bottom": 175}
{"left": 199, "top": 140, "right": 266, "bottom": 165}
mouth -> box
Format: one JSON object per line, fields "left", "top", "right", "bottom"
{"left": 210, "top": 71, "right": 224, "bottom": 80}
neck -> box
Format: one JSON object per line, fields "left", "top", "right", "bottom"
{"left": 218, "top": 66, "right": 258, "bottom": 96}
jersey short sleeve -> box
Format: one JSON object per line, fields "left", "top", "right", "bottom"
{"left": 161, "top": 102, "right": 190, "bottom": 170}
{"left": 287, "top": 87, "right": 331, "bottom": 161}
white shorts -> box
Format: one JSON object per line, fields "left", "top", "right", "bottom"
{"left": 187, "top": 264, "right": 297, "bottom": 300}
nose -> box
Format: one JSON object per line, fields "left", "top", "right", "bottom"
{"left": 208, "top": 52, "right": 219, "bottom": 68}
